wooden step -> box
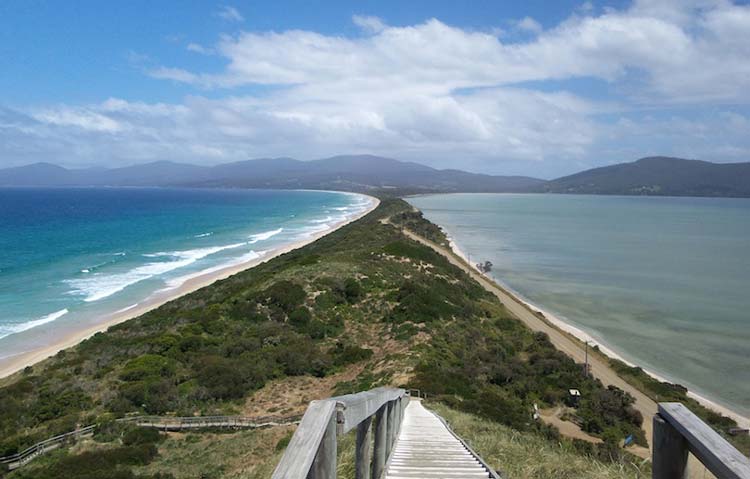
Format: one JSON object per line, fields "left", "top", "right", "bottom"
{"left": 385, "top": 401, "right": 493, "bottom": 479}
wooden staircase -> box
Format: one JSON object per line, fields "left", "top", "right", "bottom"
{"left": 386, "top": 399, "right": 495, "bottom": 478}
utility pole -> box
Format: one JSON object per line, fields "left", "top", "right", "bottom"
{"left": 584, "top": 341, "right": 589, "bottom": 377}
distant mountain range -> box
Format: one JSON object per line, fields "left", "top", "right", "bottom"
{"left": 1, "top": 155, "right": 749, "bottom": 197}
{"left": 0, "top": 155, "right": 544, "bottom": 193}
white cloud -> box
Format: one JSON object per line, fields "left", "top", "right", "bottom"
{"left": 32, "top": 108, "right": 124, "bottom": 133}
{"left": 352, "top": 15, "right": 387, "bottom": 34}
{"left": 517, "top": 16, "right": 543, "bottom": 34}
{"left": 154, "top": 3, "right": 750, "bottom": 104}
{"left": 149, "top": 66, "right": 202, "bottom": 84}
{"left": 216, "top": 5, "right": 244, "bottom": 23}
{"left": 2, "top": 1, "right": 749, "bottom": 176}
{"left": 187, "top": 42, "right": 214, "bottom": 55}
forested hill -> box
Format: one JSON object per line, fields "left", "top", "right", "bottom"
{"left": 1, "top": 199, "right": 647, "bottom": 478}
{"left": 539, "top": 156, "right": 750, "bottom": 198}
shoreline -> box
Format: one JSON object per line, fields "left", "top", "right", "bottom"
{"left": 447, "top": 236, "right": 750, "bottom": 429}
{"left": 0, "top": 194, "right": 380, "bottom": 380}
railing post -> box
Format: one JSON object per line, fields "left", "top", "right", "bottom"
{"left": 653, "top": 413, "right": 689, "bottom": 479}
{"left": 355, "top": 416, "right": 373, "bottom": 479}
{"left": 372, "top": 403, "right": 388, "bottom": 479}
{"left": 309, "top": 413, "right": 337, "bottom": 479}
{"left": 385, "top": 401, "right": 395, "bottom": 458}
{"left": 395, "top": 398, "right": 402, "bottom": 435}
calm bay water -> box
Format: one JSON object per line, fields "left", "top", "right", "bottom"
{"left": 408, "top": 193, "right": 750, "bottom": 417}
{"left": 0, "top": 187, "right": 373, "bottom": 360}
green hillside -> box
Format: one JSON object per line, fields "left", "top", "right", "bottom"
{"left": 2, "top": 200, "right": 646, "bottom": 478}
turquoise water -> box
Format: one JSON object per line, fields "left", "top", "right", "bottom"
{"left": 408, "top": 193, "right": 750, "bottom": 417}
{"left": 0, "top": 187, "right": 373, "bottom": 362}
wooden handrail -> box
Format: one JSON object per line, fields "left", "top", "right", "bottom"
{"left": 272, "top": 387, "right": 409, "bottom": 479}
{"left": 653, "top": 403, "right": 750, "bottom": 479}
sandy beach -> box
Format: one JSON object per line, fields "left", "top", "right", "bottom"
{"left": 0, "top": 195, "right": 379, "bottom": 380}
{"left": 446, "top": 236, "right": 750, "bottom": 430}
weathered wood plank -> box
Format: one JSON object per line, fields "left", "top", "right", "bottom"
{"left": 334, "top": 387, "right": 406, "bottom": 434}
{"left": 272, "top": 388, "right": 407, "bottom": 478}
{"left": 356, "top": 417, "right": 373, "bottom": 479}
{"left": 658, "top": 403, "right": 750, "bottom": 479}
{"left": 309, "top": 414, "right": 337, "bottom": 479}
{"left": 373, "top": 403, "right": 388, "bottom": 479}
{"left": 653, "top": 413, "right": 689, "bottom": 479}
{"left": 271, "top": 400, "right": 336, "bottom": 479}
{"left": 386, "top": 401, "right": 395, "bottom": 458}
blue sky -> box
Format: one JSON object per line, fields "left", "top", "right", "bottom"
{"left": 1, "top": 0, "right": 613, "bottom": 105}
{"left": 1, "top": 0, "right": 748, "bottom": 178}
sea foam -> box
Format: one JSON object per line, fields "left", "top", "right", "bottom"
{"left": 67, "top": 243, "right": 246, "bottom": 302}
{"left": 0, "top": 309, "right": 69, "bottom": 339}
{"left": 163, "top": 250, "right": 267, "bottom": 290}
{"left": 249, "top": 228, "right": 283, "bottom": 244}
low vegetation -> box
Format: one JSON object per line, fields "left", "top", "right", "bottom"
{"left": 429, "top": 403, "right": 649, "bottom": 478}
{"left": 10, "top": 423, "right": 170, "bottom": 479}
{"left": 387, "top": 207, "right": 449, "bottom": 247}
{"left": 134, "top": 426, "right": 295, "bottom": 479}
{"left": 0, "top": 199, "right": 660, "bottom": 476}
{"left": 608, "top": 358, "right": 750, "bottom": 455}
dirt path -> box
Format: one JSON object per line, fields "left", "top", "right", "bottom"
{"left": 396, "top": 225, "right": 711, "bottom": 477}
{"left": 539, "top": 407, "right": 602, "bottom": 444}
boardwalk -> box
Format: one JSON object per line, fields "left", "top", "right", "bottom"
{"left": 386, "top": 400, "right": 496, "bottom": 479}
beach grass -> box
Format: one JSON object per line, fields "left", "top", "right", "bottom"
{"left": 429, "top": 403, "right": 650, "bottom": 479}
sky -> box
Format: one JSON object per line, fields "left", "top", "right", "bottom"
{"left": 1, "top": 0, "right": 749, "bottom": 178}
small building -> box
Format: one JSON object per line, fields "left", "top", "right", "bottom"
{"left": 568, "top": 389, "right": 582, "bottom": 407}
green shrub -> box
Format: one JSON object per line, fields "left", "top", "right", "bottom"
{"left": 275, "top": 432, "right": 293, "bottom": 451}
{"left": 33, "top": 386, "right": 92, "bottom": 423}
{"left": 389, "top": 280, "right": 462, "bottom": 324}
{"left": 289, "top": 307, "right": 311, "bottom": 328}
{"left": 383, "top": 241, "right": 439, "bottom": 263}
{"left": 119, "top": 379, "right": 178, "bottom": 414}
{"left": 11, "top": 444, "right": 164, "bottom": 479}
{"left": 331, "top": 342, "right": 373, "bottom": 367}
{"left": 195, "top": 355, "right": 254, "bottom": 400}
{"left": 261, "top": 280, "right": 306, "bottom": 314}
{"left": 119, "top": 355, "right": 175, "bottom": 381}
{"left": 343, "top": 278, "right": 363, "bottom": 303}
{"left": 122, "top": 426, "right": 163, "bottom": 446}
{"left": 297, "top": 254, "right": 320, "bottom": 266}
{"left": 178, "top": 334, "right": 205, "bottom": 353}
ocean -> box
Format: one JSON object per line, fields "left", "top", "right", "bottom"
{"left": 0, "top": 187, "right": 373, "bottom": 363}
{"left": 408, "top": 193, "right": 750, "bottom": 418}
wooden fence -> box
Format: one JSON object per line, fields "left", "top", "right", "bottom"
{"left": 272, "top": 387, "right": 408, "bottom": 479}
{"left": 653, "top": 403, "right": 750, "bottom": 479}
{"left": 120, "top": 414, "right": 300, "bottom": 431}
{"left": 0, "top": 425, "right": 97, "bottom": 471}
